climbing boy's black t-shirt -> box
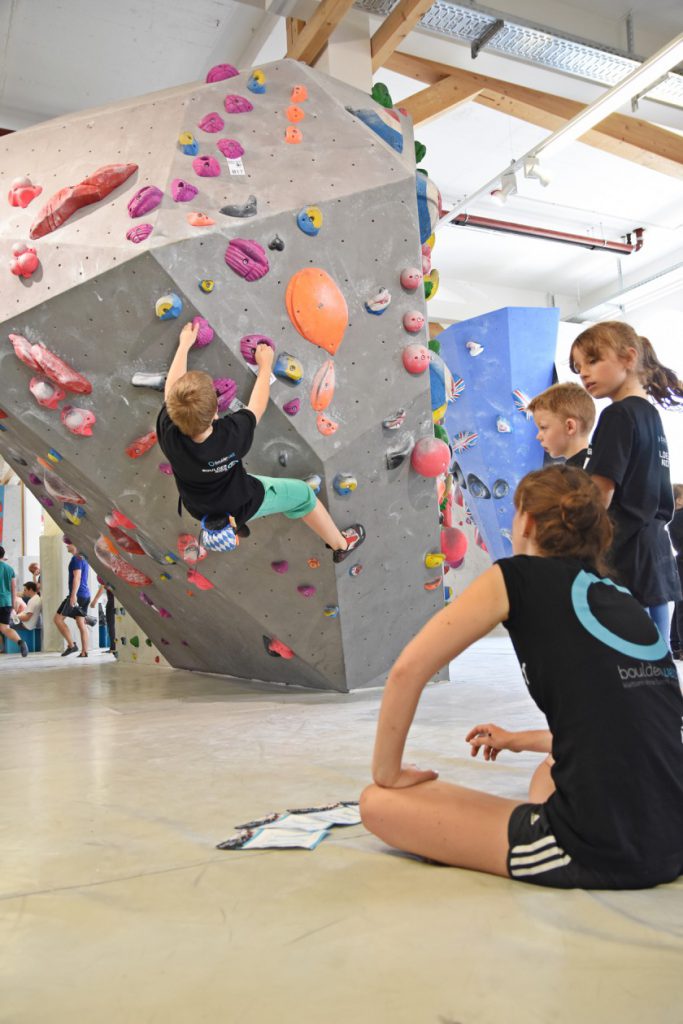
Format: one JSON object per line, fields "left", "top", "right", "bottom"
{"left": 497, "top": 555, "right": 683, "bottom": 882}
{"left": 585, "top": 397, "right": 680, "bottom": 605}
{"left": 156, "top": 405, "right": 264, "bottom": 525}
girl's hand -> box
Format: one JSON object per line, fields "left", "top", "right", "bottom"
{"left": 376, "top": 764, "right": 439, "bottom": 789}
{"left": 254, "top": 343, "right": 274, "bottom": 369}
{"left": 179, "top": 322, "right": 199, "bottom": 349}
{"left": 465, "top": 723, "right": 517, "bottom": 761}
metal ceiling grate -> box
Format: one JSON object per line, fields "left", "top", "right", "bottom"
{"left": 355, "top": 0, "right": 683, "bottom": 108}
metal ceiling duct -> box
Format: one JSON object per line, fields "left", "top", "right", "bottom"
{"left": 354, "top": 0, "right": 683, "bottom": 109}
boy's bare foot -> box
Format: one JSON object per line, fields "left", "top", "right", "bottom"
{"left": 333, "top": 524, "right": 366, "bottom": 563}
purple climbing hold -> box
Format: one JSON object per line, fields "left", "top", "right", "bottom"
{"left": 41, "top": 496, "right": 55, "bottom": 508}
{"left": 225, "top": 239, "right": 269, "bottom": 282}
{"left": 214, "top": 378, "right": 237, "bottom": 414}
{"left": 127, "top": 186, "right": 163, "bottom": 218}
{"left": 192, "top": 155, "right": 221, "bottom": 178}
{"left": 271, "top": 560, "right": 289, "bottom": 574}
{"left": 240, "top": 334, "right": 275, "bottom": 365}
{"left": 224, "top": 95, "right": 253, "bottom": 114}
{"left": 171, "top": 178, "right": 199, "bottom": 202}
{"left": 198, "top": 112, "right": 225, "bottom": 133}
{"left": 159, "top": 462, "right": 173, "bottom": 476}
{"left": 192, "top": 316, "right": 214, "bottom": 348}
{"left": 283, "top": 398, "right": 300, "bottom": 416}
{"left": 217, "top": 138, "right": 245, "bottom": 159}
{"left": 206, "top": 63, "right": 239, "bottom": 83}
{"left": 126, "top": 223, "right": 153, "bottom": 243}
{"left": 28, "top": 473, "right": 42, "bottom": 486}
{"left": 297, "top": 585, "right": 316, "bottom": 597}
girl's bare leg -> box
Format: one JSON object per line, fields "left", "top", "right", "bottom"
{"left": 528, "top": 756, "right": 556, "bottom": 803}
{"left": 360, "top": 780, "right": 523, "bottom": 877}
{"left": 302, "top": 498, "right": 346, "bottom": 551}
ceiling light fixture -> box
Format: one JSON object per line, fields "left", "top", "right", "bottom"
{"left": 523, "top": 156, "right": 551, "bottom": 188}
{"left": 490, "top": 165, "right": 518, "bottom": 203}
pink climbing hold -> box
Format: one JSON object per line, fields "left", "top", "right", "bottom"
{"left": 9, "top": 333, "right": 41, "bottom": 371}
{"left": 206, "top": 64, "right": 239, "bottom": 83}
{"left": 61, "top": 406, "right": 96, "bottom": 437}
{"left": 267, "top": 637, "right": 295, "bottom": 659}
{"left": 403, "top": 311, "right": 426, "bottom": 334}
{"left": 171, "top": 178, "right": 199, "bottom": 202}
{"left": 410, "top": 437, "right": 450, "bottom": 478}
{"left": 192, "top": 316, "right": 214, "bottom": 348}
{"left": 94, "top": 535, "right": 152, "bottom": 587}
{"left": 216, "top": 138, "right": 244, "bottom": 159}
{"left": 158, "top": 462, "right": 173, "bottom": 476}
{"left": 224, "top": 95, "right": 253, "bottom": 114}
{"left": 297, "top": 585, "right": 316, "bottom": 597}
{"left": 109, "top": 526, "right": 146, "bottom": 556}
{"left": 29, "top": 377, "right": 66, "bottom": 410}
{"left": 225, "top": 239, "right": 269, "bottom": 282}
{"left": 126, "top": 223, "right": 153, "bottom": 244}
{"left": 187, "top": 568, "right": 214, "bottom": 590}
{"left": 127, "top": 185, "right": 163, "bottom": 218}
{"left": 283, "top": 398, "right": 300, "bottom": 417}
{"left": 192, "top": 155, "right": 221, "bottom": 178}
{"left": 402, "top": 343, "right": 430, "bottom": 375}
{"left": 440, "top": 526, "right": 468, "bottom": 566}
{"left": 214, "top": 378, "right": 237, "bottom": 414}
{"left": 105, "top": 509, "right": 137, "bottom": 531}
{"left": 8, "top": 175, "right": 42, "bottom": 208}
{"left": 43, "top": 469, "right": 86, "bottom": 505}
{"left": 271, "top": 560, "right": 289, "bottom": 574}
{"left": 198, "top": 112, "right": 225, "bottom": 133}
{"left": 400, "top": 267, "right": 423, "bottom": 291}
{"left": 10, "top": 242, "right": 39, "bottom": 278}
{"left": 240, "top": 333, "right": 275, "bottom": 364}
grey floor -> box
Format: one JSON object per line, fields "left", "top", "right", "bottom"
{"left": 1, "top": 639, "right": 682, "bottom": 1024}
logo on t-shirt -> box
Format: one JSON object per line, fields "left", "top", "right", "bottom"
{"left": 571, "top": 570, "right": 670, "bottom": 661}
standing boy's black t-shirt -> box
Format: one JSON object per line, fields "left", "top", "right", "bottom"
{"left": 585, "top": 397, "right": 680, "bottom": 605}
{"left": 156, "top": 405, "right": 264, "bottom": 525}
{"left": 565, "top": 448, "right": 588, "bottom": 469}
{"left": 497, "top": 554, "right": 683, "bottom": 884}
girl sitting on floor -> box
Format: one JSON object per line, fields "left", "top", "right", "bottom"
{"left": 360, "top": 465, "right": 683, "bottom": 890}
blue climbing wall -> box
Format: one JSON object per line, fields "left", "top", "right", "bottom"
{"left": 440, "top": 307, "right": 560, "bottom": 562}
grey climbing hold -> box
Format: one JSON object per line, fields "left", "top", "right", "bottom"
{"left": 492, "top": 479, "right": 510, "bottom": 499}
{"left": 220, "top": 194, "right": 258, "bottom": 218}
{"left": 386, "top": 436, "right": 413, "bottom": 470}
{"left": 382, "top": 409, "right": 406, "bottom": 430}
{"left": 467, "top": 474, "right": 491, "bottom": 499}
{"left": 278, "top": 451, "right": 288, "bottom": 467}
{"left": 268, "top": 235, "right": 285, "bottom": 251}
{"left": 131, "top": 371, "right": 166, "bottom": 391}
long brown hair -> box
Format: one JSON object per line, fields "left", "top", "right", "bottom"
{"left": 515, "top": 465, "right": 613, "bottom": 575}
{"left": 570, "top": 321, "right": 683, "bottom": 409}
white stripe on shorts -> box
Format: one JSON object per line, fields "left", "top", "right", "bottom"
{"left": 510, "top": 855, "right": 572, "bottom": 878}
{"left": 509, "top": 834, "right": 557, "bottom": 855}
{"left": 509, "top": 845, "right": 565, "bottom": 867}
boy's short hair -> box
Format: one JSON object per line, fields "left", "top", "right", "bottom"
{"left": 0, "top": 546, "right": 5, "bottom": 559}
{"left": 166, "top": 371, "right": 218, "bottom": 437}
{"left": 527, "top": 382, "right": 595, "bottom": 433}
{"left": 23, "top": 581, "right": 38, "bottom": 593}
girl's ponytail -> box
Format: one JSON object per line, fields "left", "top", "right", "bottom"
{"left": 639, "top": 335, "right": 683, "bottom": 409}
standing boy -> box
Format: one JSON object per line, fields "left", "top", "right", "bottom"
{"left": 0, "top": 546, "right": 28, "bottom": 657}
{"left": 53, "top": 538, "right": 97, "bottom": 658}
{"left": 527, "top": 382, "right": 595, "bottom": 468}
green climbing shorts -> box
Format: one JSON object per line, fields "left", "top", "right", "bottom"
{"left": 251, "top": 475, "right": 318, "bottom": 520}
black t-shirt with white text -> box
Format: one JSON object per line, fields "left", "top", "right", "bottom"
{"left": 565, "top": 448, "right": 588, "bottom": 469}
{"left": 156, "top": 405, "right": 264, "bottom": 524}
{"left": 585, "top": 397, "right": 680, "bottom": 605}
{"left": 497, "top": 554, "right": 683, "bottom": 883}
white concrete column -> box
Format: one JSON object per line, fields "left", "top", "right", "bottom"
{"left": 39, "top": 514, "right": 67, "bottom": 653}
{"left": 314, "top": 9, "right": 373, "bottom": 93}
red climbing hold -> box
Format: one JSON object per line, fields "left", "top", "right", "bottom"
{"left": 30, "top": 343, "right": 92, "bottom": 394}
{"left": 61, "top": 406, "right": 96, "bottom": 437}
{"left": 9, "top": 333, "right": 42, "bottom": 371}
{"left": 30, "top": 163, "right": 138, "bottom": 239}
{"left": 29, "top": 377, "right": 66, "bottom": 410}
{"left": 9, "top": 242, "right": 39, "bottom": 278}
{"left": 109, "top": 526, "right": 146, "bottom": 556}
{"left": 187, "top": 568, "right": 214, "bottom": 590}
{"left": 410, "top": 437, "right": 450, "bottom": 477}
{"left": 94, "top": 535, "right": 152, "bottom": 587}
{"left": 7, "top": 175, "right": 42, "bottom": 208}
{"left": 178, "top": 534, "right": 207, "bottom": 563}
{"left": 310, "top": 359, "right": 335, "bottom": 412}
{"left": 440, "top": 526, "right": 468, "bottom": 565}
{"left": 126, "top": 431, "right": 157, "bottom": 458}
{"left": 105, "top": 509, "right": 137, "bottom": 531}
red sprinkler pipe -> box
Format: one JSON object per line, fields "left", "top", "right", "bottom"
{"left": 448, "top": 213, "right": 644, "bottom": 254}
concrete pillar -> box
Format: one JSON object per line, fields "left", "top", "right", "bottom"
{"left": 314, "top": 9, "right": 372, "bottom": 93}
{"left": 39, "top": 513, "right": 67, "bottom": 653}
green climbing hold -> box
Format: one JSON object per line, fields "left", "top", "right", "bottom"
{"left": 371, "top": 82, "right": 393, "bottom": 108}
{"left": 415, "top": 141, "right": 427, "bottom": 164}
{"left": 434, "top": 423, "right": 450, "bottom": 446}
{"left": 428, "top": 338, "right": 441, "bottom": 354}
{"left": 145, "top": 638, "right": 153, "bottom": 647}
{"left": 130, "top": 636, "right": 140, "bottom": 648}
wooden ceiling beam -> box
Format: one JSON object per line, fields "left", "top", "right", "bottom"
{"left": 370, "top": 0, "right": 435, "bottom": 73}
{"left": 286, "top": 0, "right": 357, "bottom": 65}
{"left": 400, "top": 74, "right": 483, "bottom": 125}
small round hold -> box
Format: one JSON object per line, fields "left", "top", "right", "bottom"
{"left": 283, "top": 398, "right": 300, "bottom": 416}
{"left": 297, "top": 584, "right": 316, "bottom": 597}
{"left": 126, "top": 223, "right": 153, "bottom": 244}
{"left": 206, "top": 63, "right": 239, "bottom": 83}
{"left": 323, "top": 605, "right": 339, "bottom": 618}
{"left": 158, "top": 462, "right": 173, "bottom": 475}
{"left": 466, "top": 340, "right": 484, "bottom": 356}
{"left": 305, "top": 474, "right": 322, "bottom": 494}
{"left": 496, "top": 416, "right": 512, "bottom": 434}
{"left": 403, "top": 311, "right": 425, "bottom": 334}
{"left": 240, "top": 334, "right": 275, "bottom": 365}
{"left": 410, "top": 437, "right": 450, "bottom": 478}
{"left": 192, "top": 316, "right": 214, "bottom": 348}
{"left": 274, "top": 352, "right": 303, "bottom": 384}
{"left": 47, "top": 449, "right": 63, "bottom": 463}
{"left": 271, "top": 560, "right": 289, "bottom": 574}
{"left": 400, "top": 267, "right": 422, "bottom": 291}
{"left": 467, "top": 474, "right": 491, "bottom": 499}
{"left": 199, "top": 279, "right": 215, "bottom": 293}
{"left": 307, "top": 558, "right": 321, "bottom": 569}
{"left": 192, "top": 154, "right": 221, "bottom": 177}
{"left": 198, "top": 112, "right": 225, "bottom": 133}
{"left": 278, "top": 451, "right": 288, "bottom": 467}
{"left": 291, "top": 85, "right": 308, "bottom": 102}
{"left": 155, "top": 293, "right": 183, "bottom": 320}
{"left": 297, "top": 206, "right": 322, "bottom": 236}
{"left": 217, "top": 138, "right": 245, "bottom": 159}
{"left": 224, "top": 95, "right": 254, "bottom": 114}
{"left": 187, "top": 212, "right": 215, "bottom": 227}
{"left": 349, "top": 563, "right": 363, "bottom": 577}
{"left": 402, "top": 344, "right": 430, "bottom": 374}
{"left": 247, "top": 70, "right": 267, "bottom": 94}
{"left": 364, "top": 287, "right": 391, "bottom": 315}
{"left": 286, "top": 105, "right": 305, "bottom": 123}
{"left": 268, "top": 234, "right": 285, "bottom": 251}
{"left": 425, "top": 552, "right": 445, "bottom": 569}
{"left": 492, "top": 479, "right": 510, "bottom": 499}
{"left": 285, "top": 127, "right": 303, "bottom": 144}
{"left": 333, "top": 473, "right": 357, "bottom": 496}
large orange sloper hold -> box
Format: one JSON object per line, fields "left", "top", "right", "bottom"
{"left": 285, "top": 268, "right": 348, "bottom": 356}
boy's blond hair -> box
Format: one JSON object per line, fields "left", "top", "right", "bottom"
{"left": 166, "top": 371, "right": 218, "bottom": 437}
{"left": 527, "top": 382, "right": 595, "bottom": 433}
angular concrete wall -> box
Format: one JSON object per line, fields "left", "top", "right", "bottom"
{"left": 0, "top": 60, "right": 444, "bottom": 691}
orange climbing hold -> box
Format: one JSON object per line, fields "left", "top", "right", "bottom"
{"left": 286, "top": 268, "right": 348, "bottom": 356}
{"left": 286, "top": 105, "right": 305, "bottom": 123}
{"left": 291, "top": 85, "right": 308, "bottom": 102}
{"left": 310, "top": 359, "right": 335, "bottom": 412}
{"left": 187, "top": 212, "right": 215, "bottom": 227}
{"left": 316, "top": 413, "right": 338, "bottom": 436}
{"left": 285, "top": 127, "right": 302, "bottom": 144}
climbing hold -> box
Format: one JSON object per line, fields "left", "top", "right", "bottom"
{"left": 296, "top": 206, "right": 322, "bottom": 236}
{"left": 278, "top": 451, "right": 288, "bottom": 467}
{"left": 402, "top": 344, "right": 430, "bottom": 374}
{"left": 61, "top": 503, "right": 86, "bottom": 527}
{"left": 386, "top": 437, "right": 413, "bottom": 470}
{"left": 93, "top": 535, "right": 152, "bottom": 587}
{"left": 283, "top": 398, "right": 300, "bottom": 416}
{"left": 8, "top": 333, "right": 40, "bottom": 370}
{"left": 291, "top": 85, "right": 308, "bottom": 102}
{"left": 130, "top": 636, "right": 140, "bottom": 648}
{"left": 316, "top": 414, "right": 338, "bottom": 436}
{"left": 371, "top": 82, "right": 393, "bottom": 107}
{"left": 171, "top": 178, "right": 199, "bottom": 202}
{"left": 424, "top": 578, "right": 442, "bottom": 591}
{"left": 240, "top": 334, "right": 275, "bottom": 365}
{"left": 400, "top": 267, "right": 422, "bottom": 291}
{"left": 346, "top": 107, "right": 403, "bottom": 153}
{"left": 127, "top": 185, "right": 163, "bottom": 218}
{"left": 286, "top": 105, "right": 305, "bottom": 123}
{"left": 444, "top": 585, "right": 453, "bottom": 601}
{"left": 297, "top": 585, "right": 316, "bottom": 597}
{"left": 131, "top": 371, "right": 165, "bottom": 392}
{"left": 192, "top": 154, "right": 221, "bottom": 177}
{"left": 410, "top": 437, "right": 450, "bottom": 477}
{"left": 425, "top": 552, "right": 446, "bottom": 569}
{"left": 323, "top": 605, "right": 339, "bottom": 618}
{"left": 512, "top": 388, "right": 533, "bottom": 420}
{"left": 403, "top": 311, "right": 425, "bottom": 334}
{"left": 30, "top": 163, "right": 138, "bottom": 238}
{"left": 333, "top": 473, "right": 357, "bottom": 496}
{"left": 268, "top": 235, "right": 285, "bottom": 252}
{"left": 29, "top": 377, "right": 66, "bottom": 410}
{"left": 466, "top": 340, "right": 484, "bottom": 357}
{"left": 416, "top": 172, "right": 442, "bottom": 244}
{"left": 220, "top": 195, "right": 257, "bottom": 218}
{"left": 105, "top": 509, "right": 137, "bottom": 530}
{"left": 198, "top": 112, "right": 225, "bottom": 133}
{"left": 224, "top": 95, "right": 253, "bottom": 114}
{"left": 348, "top": 563, "right": 363, "bottom": 577}
{"left": 178, "top": 131, "right": 199, "bottom": 155}
{"left": 9, "top": 242, "right": 40, "bottom": 278}
{"left": 263, "top": 636, "right": 295, "bottom": 659}
{"left": 247, "top": 70, "right": 266, "bottom": 94}
{"left": 177, "top": 534, "right": 207, "bottom": 563}
{"left": 8, "top": 175, "right": 42, "bottom": 208}
{"left": 273, "top": 352, "right": 303, "bottom": 384}
{"left": 40, "top": 497, "right": 54, "bottom": 508}
{"left": 214, "top": 378, "right": 237, "bottom": 413}
{"left": 310, "top": 360, "right": 335, "bottom": 412}
{"left": 199, "top": 279, "right": 215, "bottom": 293}
{"left": 364, "top": 287, "right": 391, "bottom": 315}
{"left": 452, "top": 431, "right": 478, "bottom": 454}
{"left": 382, "top": 409, "right": 406, "bottom": 431}
{"left": 155, "top": 293, "right": 183, "bottom": 320}
{"left": 307, "top": 558, "right": 321, "bottom": 569}
{"left": 467, "top": 474, "right": 492, "bottom": 499}
{"left": 305, "top": 474, "right": 321, "bottom": 494}
{"left": 192, "top": 316, "right": 214, "bottom": 348}
{"left": 271, "top": 560, "right": 289, "bottom": 574}
{"left": 43, "top": 469, "right": 84, "bottom": 504}
{"left": 47, "top": 449, "right": 63, "bottom": 463}
{"left": 441, "top": 527, "right": 468, "bottom": 565}
{"left": 158, "top": 462, "right": 173, "bottom": 476}
{"left": 159, "top": 573, "right": 172, "bottom": 582}
{"left": 10, "top": 335, "right": 92, "bottom": 394}
{"left": 187, "top": 569, "right": 215, "bottom": 590}
{"left": 126, "top": 223, "right": 153, "bottom": 243}
{"left": 206, "top": 63, "right": 239, "bottom": 82}
{"left": 492, "top": 479, "right": 510, "bottom": 499}
{"left": 421, "top": 242, "right": 432, "bottom": 274}
{"left": 61, "top": 406, "right": 95, "bottom": 437}
{"left": 187, "top": 212, "right": 215, "bottom": 227}
{"left": 284, "top": 127, "right": 302, "bottom": 144}
{"left": 28, "top": 473, "right": 42, "bottom": 486}
{"left": 109, "top": 526, "right": 146, "bottom": 555}
{"left": 126, "top": 430, "right": 157, "bottom": 458}
{"left": 424, "top": 270, "right": 440, "bottom": 301}
{"left": 496, "top": 416, "right": 512, "bottom": 434}
{"left": 434, "top": 424, "right": 449, "bottom": 445}
{"left": 224, "top": 238, "right": 269, "bottom": 281}
{"left": 285, "top": 268, "right": 348, "bottom": 355}
{"left": 217, "top": 138, "right": 245, "bottom": 159}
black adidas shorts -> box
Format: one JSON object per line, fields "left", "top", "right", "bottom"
{"left": 507, "top": 803, "right": 674, "bottom": 890}
{"left": 0, "top": 606, "right": 12, "bottom": 626}
{"left": 57, "top": 596, "right": 89, "bottom": 619}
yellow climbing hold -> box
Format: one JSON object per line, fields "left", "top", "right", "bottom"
{"left": 424, "top": 552, "right": 446, "bottom": 569}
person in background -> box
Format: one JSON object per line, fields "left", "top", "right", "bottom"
{"left": 53, "top": 538, "right": 96, "bottom": 658}
{"left": 28, "top": 562, "right": 41, "bottom": 594}
{"left": 91, "top": 577, "right": 117, "bottom": 658}
{"left": 16, "top": 581, "right": 42, "bottom": 634}
{"left": 0, "top": 546, "right": 28, "bottom": 657}
{"left": 669, "top": 484, "right": 683, "bottom": 661}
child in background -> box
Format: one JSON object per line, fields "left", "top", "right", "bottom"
{"left": 570, "top": 321, "right": 682, "bottom": 636}
{"left": 360, "top": 466, "right": 683, "bottom": 889}
{"left": 53, "top": 538, "right": 96, "bottom": 658}
{"left": 91, "top": 577, "right": 117, "bottom": 658}
{"left": 668, "top": 484, "right": 683, "bottom": 660}
{"left": 0, "top": 546, "right": 29, "bottom": 657}
{"left": 528, "top": 382, "right": 595, "bottom": 468}
{"left": 157, "top": 322, "right": 365, "bottom": 562}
